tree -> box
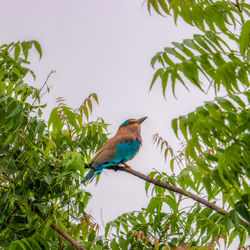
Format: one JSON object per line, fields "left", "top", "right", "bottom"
{"left": 0, "top": 0, "right": 249, "bottom": 249}
{"left": 0, "top": 41, "right": 108, "bottom": 249}
{"left": 104, "top": 0, "right": 250, "bottom": 249}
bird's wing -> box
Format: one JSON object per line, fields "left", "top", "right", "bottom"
{"left": 90, "top": 134, "right": 136, "bottom": 169}
{"left": 90, "top": 148, "right": 105, "bottom": 164}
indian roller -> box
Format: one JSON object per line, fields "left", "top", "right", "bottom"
{"left": 81, "top": 117, "right": 147, "bottom": 183}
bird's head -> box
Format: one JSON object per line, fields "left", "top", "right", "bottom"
{"left": 117, "top": 117, "right": 147, "bottom": 141}
{"left": 119, "top": 117, "right": 148, "bottom": 129}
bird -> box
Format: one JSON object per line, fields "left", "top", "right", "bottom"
{"left": 81, "top": 117, "right": 147, "bottom": 183}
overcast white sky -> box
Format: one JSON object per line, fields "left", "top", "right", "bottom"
{"left": 1, "top": 0, "right": 247, "bottom": 248}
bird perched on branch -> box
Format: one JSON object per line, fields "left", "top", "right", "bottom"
{"left": 81, "top": 117, "right": 147, "bottom": 183}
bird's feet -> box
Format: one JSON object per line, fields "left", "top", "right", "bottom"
{"left": 122, "top": 163, "right": 132, "bottom": 171}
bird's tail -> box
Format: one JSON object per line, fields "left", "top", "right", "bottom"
{"left": 81, "top": 169, "right": 96, "bottom": 183}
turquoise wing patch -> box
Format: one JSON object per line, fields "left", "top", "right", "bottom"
{"left": 114, "top": 138, "right": 140, "bottom": 163}
{"left": 94, "top": 138, "right": 140, "bottom": 173}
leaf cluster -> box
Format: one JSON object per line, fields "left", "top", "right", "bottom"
{"left": 149, "top": 1, "right": 250, "bottom": 97}
{"left": 0, "top": 42, "right": 108, "bottom": 249}
{"left": 104, "top": 1, "right": 250, "bottom": 249}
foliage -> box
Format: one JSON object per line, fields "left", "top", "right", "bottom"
{"left": 1, "top": 0, "right": 250, "bottom": 249}
{"left": 0, "top": 41, "right": 108, "bottom": 249}
{"left": 149, "top": 0, "right": 250, "bottom": 96}
{"left": 105, "top": 0, "right": 250, "bottom": 249}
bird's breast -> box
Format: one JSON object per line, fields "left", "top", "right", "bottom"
{"left": 113, "top": 138, "right": 140, "bottom": 163}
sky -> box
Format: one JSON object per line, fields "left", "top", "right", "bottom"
{"left": 1, "top": 0, "right": 247, "bottom": 248}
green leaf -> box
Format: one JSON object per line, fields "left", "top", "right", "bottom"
{"left": 181, "top": 61, "right": 201, "bottom": 89}
{"left": 171, "top": 118, "right": 178, "bottom": 138}
{"left": 44, "top": 175, "right": 52, "bottom": 185}
{"left": 151, "top": 52, "right": 164, "bottom": 68}
{"left": 83, "top": 106, "right": 89, "bottom": 121}
{"left": 229, "top": 94, "right": 246, "bottom": 108}
{"left": 170, "top": 158, "right": 174, "bottom": 172}
{"left": 87, "top": 99, "right": 92, "bottom": 113}
{"left": 9, "top": 241, "right": 26, "bottom": 250}
{"left": 43, "top": 217, "right": 53, "bottom": 239}
{"left": 179, "top": 116, "right": 188, "bottom": 140}
{"left": 14, "top": 43, "right": 21, "bottom": 61}
{"left": 21, "top": 41, "right": 29, "bottom": 59}
{"left": 239, "top": 230, "right": 247, "bottom": 247}
{"left": 193, "top": 34, "right": 212, "bottom": 52}
{"left": 235, "top": 201, "right": 250, "bottom": 222}
{"left": 183, "top": 39, "right": 196, "bottom": 49}
{"left": 150, "top": 68, "right": 164, "bottom": 90}
{"left": 228, "top": 229, "right": 237, "bottom": 248}
{"left": 33, "top": 40, "right": 42, "bottom": 58}
{"left": 61, "top": 106, "right": 80, "bottom": 131}
{"left": 164, "top": 195, "right": 178, "bottom": 214}
{"left": 230, "top": 210, "right": 240, "bottom": 230}
{"left": 215, "top": 97, "right": 236, "bottom": 112}
{"left": 7, "top": 103, "right": 22, "bottom": 119}
{"left": 57, "top": 218, "right": 68, "bottom": 233}
{"left": 161, "top": 70, "right": 169, "bottom": 96}
{"left": 162, "top": 52, "right": 175, "bottom": 66}
{"left": 145, "top": 181, "right": 151, "bottom": 196}
{"left": 239, "top": 20, "right": 250, "bottom": 56}
{"left": 23, "top": 238, "right": 42, "bottom": 250}
{"left": 158, "top": 0, "right": 169, "bottom": 14}
{"left": 110, "top": 239, "right": 120, "bottom": 250}
{"left": 146, "top": 196, "right": 162, "bottom": 215}
{"left": 224, "top": 213, "right": 233, "bottom": 232}
{"left": 48, "top": 107, "right": 63, "bottom": 132}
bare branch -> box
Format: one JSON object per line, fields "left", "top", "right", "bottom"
{"left": 0, "top": 205, "right": 20, "bottom": 230}
{"left": 34, "top": 206, "right": 86, "bottom": 250}
{"left": 104, "top": 165, "right": 250, "bottom": 227}
{"left": 235, "top": 0, "right": 242, "bottom": 12}
{"left": 31, "top": 70, "right": 56, "bottom": 107}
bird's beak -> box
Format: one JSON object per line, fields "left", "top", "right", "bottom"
{"left": 137, "top": 116, "right": 148, "bottom": 124}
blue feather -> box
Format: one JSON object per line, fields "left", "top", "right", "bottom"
{"left": 81, "top": 169, "right": 95, "bottom": 183}
{"left": 119, "top": 119, "right": 131, "bottom": 127}
{"left": 81, "top": 138, "right": 140, "bottom": 183}
{"left": 81, "top": 162, "right": 113, "bottom": 183}
{"left": 113, "top": 138, "right": 140, "bottom": 162}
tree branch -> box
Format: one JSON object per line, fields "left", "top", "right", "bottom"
{"left": 34, "top": 206, "right": 86, "bottom": 250}
{"left": 0, "top": 205, "right": 20, "bottom": 230}
{"left": 105, "top": 165, "right": 250, "bottom": 227}
{"left": 235, "top": 0, "right": 242, "bottom": 12}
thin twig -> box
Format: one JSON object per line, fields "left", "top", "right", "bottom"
{"left": 235, "top": 0, "right": 242, "bottom": 12}
{"left": 19, "top": 70, "right": 56, "bottom": 162}
{"left": 31, "top": 70, "right": 56, "bottom": 107}
{"left": 0, "top": 205, "right": 20, "bottom": 230}
{"left": 67, "top": 187, "right": 71, "bottom": 228}
{"left": 177, "top": 194, "right": 183, "bottom": 206}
